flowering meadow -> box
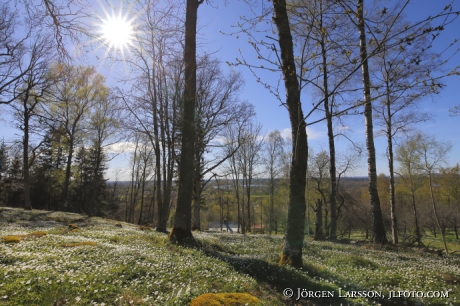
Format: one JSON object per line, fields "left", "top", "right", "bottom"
{"left": 1, "top": 209, "right": 460, "bottom": 305}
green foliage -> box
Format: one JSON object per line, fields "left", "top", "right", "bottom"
{"left": 30, "top": 126, "right": 66, "bottom": 210}
{"left": 71, "top": 143, "right": 108, "bottom": 216}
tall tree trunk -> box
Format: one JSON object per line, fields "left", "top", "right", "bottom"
{"left": 409, "top": 186, "right": 422, "bottom": 247}
{"left": 357, "top": 0, "right": 387, "bottom": 245}
{"left": 314, "top": 199, "right": 324, "bottom": 240}
{"left": 230, "top": 156, "right": 241, "bottom": 233}
{"left": 386, "top": 94, "right": 398, "bottom": 244}
{"left": 319, "top": 1, "right": 337, "bottom": 241}
{"left": 241, "top": 178, "right": 246, "bottom": 234}
{"left": 138, "top": 163, "right": 147, "bottom": 225}
{"left": 246, "top": 174, "right": 252, "bottom": 233}
{"left": 169, "top": 0, "right": 202, "bottom": 244}
{"left": 192, "top": 151, "right": 202, "bottom": 230}
{"left": 428, "top": 171, "right": 448, "bottom": 255}
{"left": 23, "top": 109, "right": 32, "bottom": 210}
{"left": 128, "top": 144, "right": 138, "bottom": 223}
{"left": 269, "top": 176, "right": 274, "bottom": 234}
{"left": 273, "top": 0, "right": 308, "bottom": 268}
{"left": 61, "top": 135, "right": 74, "bottom": 211}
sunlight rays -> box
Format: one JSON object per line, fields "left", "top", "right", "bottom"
{"left": 92, "top": 1, "right": 141, "bottom": 63}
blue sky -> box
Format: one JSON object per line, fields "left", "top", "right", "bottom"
{"left": 195, "top": 0, "right": 460, "bottom": 177}
{"left": 1, "top": 0, "right": 459, "bottom": 180}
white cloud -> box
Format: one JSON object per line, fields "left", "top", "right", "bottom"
{"left": 280, "top": 127, "right": 325, "bottom": 140}
{"left": 105, "top": 142, "right": 138, "bottom": 154}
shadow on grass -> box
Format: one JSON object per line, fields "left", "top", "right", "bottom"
{"left": 200, "top": 246, "right": 346, "bottom": 306}
{"left": 198, "top": 242, "right": 419, "bottom": 306}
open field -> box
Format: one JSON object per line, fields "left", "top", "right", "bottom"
{"left": 1, "top": 207, "right": 459, "bottom": 305}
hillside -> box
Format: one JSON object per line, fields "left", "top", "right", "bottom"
{"left": 1, "top": 207, "right": 459, "bottom": 305}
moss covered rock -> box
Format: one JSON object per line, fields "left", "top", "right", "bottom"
{"left": 2, "top": 236, "right": 21, "bottom": 243}
{"left": 190, "top": 293, "right": 261, "bottom": 306}
{"left": 27, "top": 231, "right": 47, "bottom": 237}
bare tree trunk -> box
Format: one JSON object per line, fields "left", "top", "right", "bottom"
{"left": 61, "top": 133, "right": 75, "bottom": 211}
{"left": 428, "top": 171, "right": 448, "bottom": 255}
{"left": 229, "top": 155, "right": 241, "bottom": 233}
{"left": 192, "top": 153, "right": 202, "bottom": 230}
{"left": 314, "top": 199, "right": 324, "bottom": 240}
{"left": 138, "top": 161, "right": 147, "bottom": 225}
{"left": 241, "top": 178, "right": 246, "bottom": 234}
{"left": 386, "top": 107, "right": 398, "bottom": 244}
{"left": 410, "top": 187, "right": 422, "bottom": 247}
{"left": 23, "top": 109, "right": 32, "bottom": 210}
{"left": 357, "top": 0, "right": 387, "bottom": 245}
{"left": 273, "top": 0, "right": 308, "bottom": 268}
{"left": 191, "top": 120, "right": 205, "bottom": 231}
{"left": 319, "top": 2, "right": 337, "bottom": 241}
{"left": 269, "top": 178, "right": 274, "bottom": 234}
{"left": 245, "top": 174, "right": 252, "bottom": 233}
{"left": 169, "top": 0, "right": 202, "bottom": 244}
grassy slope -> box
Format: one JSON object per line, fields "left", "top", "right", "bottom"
{"left": 1, "top": 207, "right": 459, "bottom": 306}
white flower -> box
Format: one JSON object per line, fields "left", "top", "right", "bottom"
{"left": 75, "top": 296, "right": 81, "bottom": 302}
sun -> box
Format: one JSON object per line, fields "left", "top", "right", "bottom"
{"left": 100, "top": 13, "right": 134, "bottom": 50}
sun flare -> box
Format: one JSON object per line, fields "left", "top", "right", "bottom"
{"left": 100, "top": 13, "right": 134, "bottom": 51}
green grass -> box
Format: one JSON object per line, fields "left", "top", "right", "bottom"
{"left": 1, "top": 215, "right": 460, "bottom": 305}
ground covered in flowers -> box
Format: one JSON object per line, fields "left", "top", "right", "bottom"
{"left": 1, "top": 207, "right": 459, "bottom": 305}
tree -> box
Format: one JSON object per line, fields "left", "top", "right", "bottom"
{"left": 115, "top": 0, "right": 183, "bottom": 232}
{"left": 29, "top": 126, "right": 66, "bottom": 210}
{"left": 237, "top": 121, "right": 264, "bottom": 233}
{"left": 86, "top": 92, "right": 119, "bottom": 216}
{"left": 369, "top": 1, "right": 457, "bottom": 244}
{"left": 45, "top": 64, "right": 109, "bottom": 210}
{"left": 308, "top": 150, "right": 330, "bottom": 240}
{"left": 355, "top": 0, "right": 388, "bottom": 244}
{"left": 438, "top": 165, "right": 460, "bottom": 239}
{"left": 0, "top": 140, "right": 7, "bottom": 180}
{"left": 19, "top": 0, "right": 90, "bottom": 56}
{"left": 10, "top": 34, "right": 56, "bottom": 210}
{"left": 272, "top": 0, "right": 309, "bottom": 268}
{"left": 191, "top": 55, "right": 254, "bottom": 231}
{"left": 0, "top": 4, "right": 29, "bottom": 105}
{"left": 396, "top": 133, "right": 429, "bottom": 247}
{"left": 223, "top": 123, "right": 245, "bottom": 233}
{"left": 263, "top": 130, "right": 284, "bottom": 234}
{"left": 290, "top": 0, "right": 359, "bottom": 241}
{"left": 334, "top": 0, "right": 460, "bottom": 244}
{"left": 169, "top": 0, "right": 205, "bottom": 244}
{"left": 416, "top": 133, "right": 452, "bottom": 255}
